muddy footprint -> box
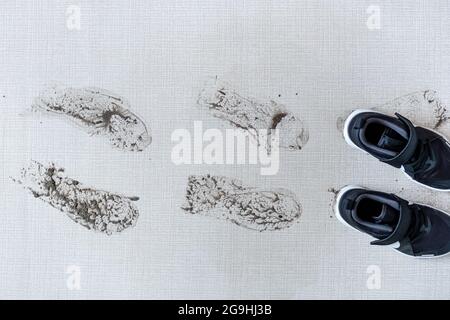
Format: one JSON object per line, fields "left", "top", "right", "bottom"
{"left": 336, "top": 90, "right": 450, "bottom": 138}
{"left": 12, "top": 161, "right": 140, "bottom": 235}
{"left": 31, "top": 86, "right": 151, "bottom": 152}
{"left": 198, "top": 79, "right": 309, "bottom": 151}
{"left": 181, "top": 174, "right": 302, "bottom": 231}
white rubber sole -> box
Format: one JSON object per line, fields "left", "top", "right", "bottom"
{"left": 334, "top": 185, "right": 450, "bottom": 258}
{"left": 334, "top": 184, "right": 364, "bottom": 232}
{"left": 343, "top": 108, "right": 450, "bottom": 192}
{"left": 342, "top": 109, "right": 380, "bottom": 151}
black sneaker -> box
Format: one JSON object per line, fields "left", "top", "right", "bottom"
{"left": 344, "top": 109, "right": 450, "bottom": 191}
{"left": 335, "top": 185, "right": 450, "bottom": 257}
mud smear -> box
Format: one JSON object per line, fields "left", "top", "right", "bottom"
{"left": 31, "top": 86, "right": 151, "bottom": 152}
{"left": 12, "top": 161, "right": 139, "bottom": 235}
{"left": 336, "top": 90, "right": 450, "bottom": 138}
{"left": 181, "top": 175, "right": 302, "bottom": 231}
{"left": 198, "top": 79, "right": 309, "bottom": 151}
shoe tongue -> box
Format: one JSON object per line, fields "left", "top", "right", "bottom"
{"left": 377, "top": 127, "right": 407, "bottom": 152}
{"left": 364, "top": 204, "right": 399, "bottom": 234}
{"left": 374, "top": 203, "right": 398, "bottom": 225}
{"left": 361, "top": 117, "right": 410, "bottom": 158}
{"left": 352, "top": 197, "right": 401, "bottom": 235}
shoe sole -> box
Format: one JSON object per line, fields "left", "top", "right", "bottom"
{"left": 335, "top": 185, "right": 450, "bottom": 258}
{"left": 343, "top": 108, "right": 450, "bottom": 192}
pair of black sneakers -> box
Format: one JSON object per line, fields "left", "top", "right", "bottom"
{"left": 337, "top": 110, "right": 450, "bottom": 257}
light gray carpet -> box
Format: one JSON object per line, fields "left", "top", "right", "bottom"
{"left": 1, "top": 0, "right": 450, "bottom": 299}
